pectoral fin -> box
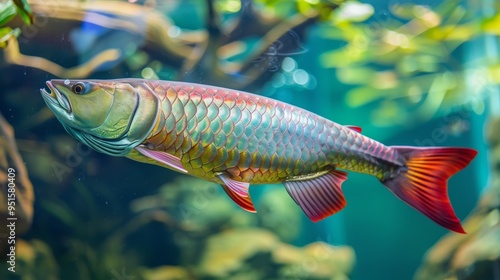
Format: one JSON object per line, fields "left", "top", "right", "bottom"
{"left": 284, "top": 169, "right": 348, "bottom": 222}
{"left": 135, "top": 145, "right": 188, "bottom": 173}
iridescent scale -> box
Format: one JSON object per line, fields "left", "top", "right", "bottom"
{"left": 141, "top": 81, "right": 403, "bottom": 183}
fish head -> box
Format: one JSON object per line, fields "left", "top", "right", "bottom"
{"left": 40, "top": 79, "right": 159, "bottom": 156}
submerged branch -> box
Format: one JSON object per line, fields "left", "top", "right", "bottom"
{"left": 0, "top": 112, "right": 34, "bottom": 255}
{"left": 4, "top": 36, "right": 121, "bottom": 77}
{"left": 3, "top": 0, "right": 333, "bottom": 90}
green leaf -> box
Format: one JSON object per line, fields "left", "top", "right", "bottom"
{"left": 336, "top": 66, "right": 375, "bottom": 85}
{"left": 371, "top": 101, "right": 408, "bottom": 126}
{"left": 215, "top": 0, "right": 241, "bottom": 13}
{"left": 13, "top": 0, "right": 33, "bottom": 25}
{"left": 482, "top": 13, "right": 500, "bottom": 35}
{"left": 0, "top": 26, "right": 20, "bottom": 48}
{"left": 41, "top": 200, "right": 81, "bottom": 230}
{"left": 333, "top": 2, "right": 373, "bottom": 23}
{"left": 345, "top": 86, "right": 395, "bottom": 107}
{"left": 0, "top": 0, "right": 17, "bottom": 26}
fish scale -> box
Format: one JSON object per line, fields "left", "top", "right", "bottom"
{"left": 41, "top": 78, "right": 477, "bottom": 232}
{"left": 141, "top": 81, "right": 399, "bottom": 183}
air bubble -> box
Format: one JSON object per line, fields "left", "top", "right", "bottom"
{"left": 281, "top": 57, "right": 297, "bottom": 72}
{"left": 292, "top": 69, "right": 309, "bottom": 85}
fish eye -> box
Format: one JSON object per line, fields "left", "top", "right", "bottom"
{"left": 72, "top": 82, "right": 86, "bottom": 95}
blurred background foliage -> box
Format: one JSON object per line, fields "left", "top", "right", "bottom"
{"left": 0, "top": 0, "right": 496, "bottom": 279}
{"left": 0, "top": 0, "right": 32, "bottom": 48}
{"left": 318, "top": 0, "right": 497, "bottom": 126}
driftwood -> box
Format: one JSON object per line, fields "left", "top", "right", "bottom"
{"left": 0, "top": 112, "right": 34, "bottom": 257}
{"left": 4, "top": 0, "right": 336, "bottom": 90}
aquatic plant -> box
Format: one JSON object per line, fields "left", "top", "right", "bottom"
{"left": 4, "top": 0, "right": 498, "bottom": 126}
{"left": 0, "top": 0, "right": 32, "bottom": 48}
{"left": 3, "top": 0, "right": 336, "bottom": 91}
{"left": 318, "top": 0, "right": 499, "bottom": 126}
{"left": 126, "top": 177, "right": 355, "bottom": 279}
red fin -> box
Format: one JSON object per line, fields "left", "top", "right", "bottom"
{"left": 383, "top": 146, "right": 477, "bottom": 234}
{"left": 221, "top": 184, "right": 256, "bottom": 213}
{"left": 218, "top": 174, "right": 250, "bottom": 197}
{"left": 346, "top": 125, "right": 362, "bottom": 133}
{"left": 284, "top": 170, "right": 348, "bottom": 222}
{"left": 135, "top": 146, "right": 187, "bottom": 173}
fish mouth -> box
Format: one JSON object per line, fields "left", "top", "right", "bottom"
{"left": 40, "top": 81, "right": 72, "bottom": 113}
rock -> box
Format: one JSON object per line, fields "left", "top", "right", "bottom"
{"left": 275, "top": 242, "right": 355, "bottom": 280}
{"left": 199, "top": 228, "right": 279, "bottom": 278}
{"left": 199, "top": 228, "right": 355, "bottom": 280}
{"left": 141, "top": 266, "right": 191, "bottom": 280}
{"left": 0, "top": 239, "right": 58, "bottom": 280}
{"left": 128, "top": 178, "right": 356, "bottom": 279}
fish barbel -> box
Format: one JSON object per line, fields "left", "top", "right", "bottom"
{"left": 40, "top": 79, "right": 477, "bottom": 233}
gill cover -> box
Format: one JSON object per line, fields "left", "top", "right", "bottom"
{"left": 41, "top": 79, "right": 159, "bottom": 156}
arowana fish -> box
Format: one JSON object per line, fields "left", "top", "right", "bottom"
{"left": 40, "top": 79, "right": 477, "bottom": 233}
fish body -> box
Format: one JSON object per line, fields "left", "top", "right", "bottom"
{"left": 130, "top": 80, "right": 398, "bottom": 181}
{"left": 41, "top": 79, "right": 477, "bottom": 233}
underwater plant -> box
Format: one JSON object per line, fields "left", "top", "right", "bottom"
{"left": 3, "top": 0, "right": 337, "bottom": 91}
{"left": 127, "top": 177, "right": 355, "bottom": 279}
{"left": 0, "top": 0, "right": 32, "bottom": 48}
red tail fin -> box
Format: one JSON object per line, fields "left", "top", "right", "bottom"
{"left": 382, "top": 146, "right": 477, "bottom": 233}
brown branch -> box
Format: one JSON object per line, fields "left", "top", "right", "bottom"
{"left": 179, "top": 1, "right": 339, "bottom": 90}
{"left": 0, "top": 111, "right": 34, "bottom": 256}
{"left": 5, "top": 1, "right": 337, "bottom": 91}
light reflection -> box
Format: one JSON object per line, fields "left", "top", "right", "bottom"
{"left": 414, "top": 5, "right": 441, "bottom": 28}
{"left": 292, "top": 69, "right": 309, "bottom": 85}
{"left": 384, "top": 31, "right": 409, "bottom": 48}
{"left": 282, "top": 57, "right": 297, "bottom": 72}
{"left": 272, "top": 73, "right": 286, "bottom": 88}
{"left": 407, "top": 85, "right": 422, "bottom": 103}
{"left": 141, "top": 67, "right": 159, "bottom": 79}
{"left": 167, "top": 26, "right": 181, "bottom": 38}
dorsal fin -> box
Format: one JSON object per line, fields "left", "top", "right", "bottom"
{"left": 346, "top": 125, "right": 362, "bottom": 133}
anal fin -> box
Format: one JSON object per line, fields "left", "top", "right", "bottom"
{"left": 284, "top": 169, "right": 348, "bottom": 222}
